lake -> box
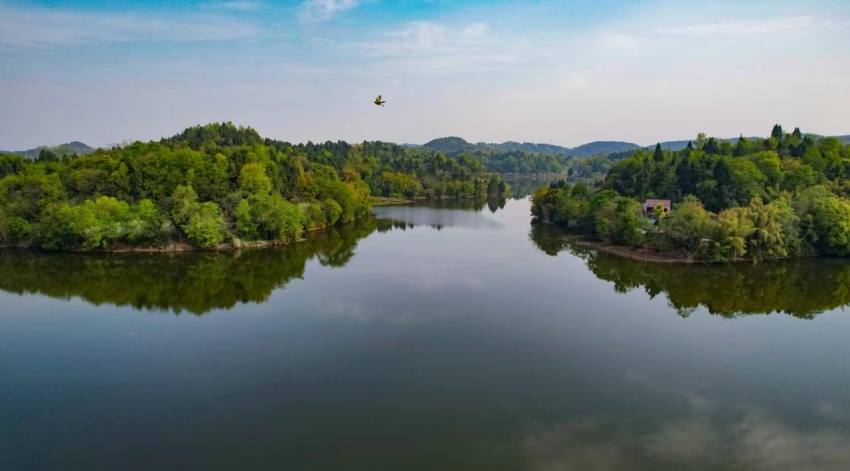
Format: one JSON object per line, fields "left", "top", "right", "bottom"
{"left": 2, "top": 196, "right": 850, "bottom": 470}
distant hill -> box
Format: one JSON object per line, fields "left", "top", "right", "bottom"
{"left": 478, "top": 141, "right": 573, "bottom": 155}
{"left": 422, "top": 136, "right": 637, "bottom": 157}
{"left": 569, "top": 141, "right": 640, "bottom": 157}
{"left": 421, "top": 137, "right": 476, "bottom": 154}
{"left": 3, "top": 141, "right": 96, "bottom": 159}
{"left": 418, "top": 133, "right": 849, "bottom": 158}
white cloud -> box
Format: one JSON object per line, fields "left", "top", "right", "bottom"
{"left": 518, "top": 373, "right": 850, "bottom": 471}
{"left": 346, "top": 21, "right": 539, "bottom": 76}
{"left": 0, "top": 6, "right": 263, "bottom": 48}
{"left": 655, "top": 16, "right": 816, "bottom": 36}
{"left": 299, "top": 0, "right": 359, "bottom": 22}
{"left": 362, "top": 21, "right": 491, "bottom": 57}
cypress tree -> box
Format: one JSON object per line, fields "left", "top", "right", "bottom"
{"left": 771, "top": 124, "right": 784, "bottom": 140}
{"left": 734, "top": 135, "right": 750, "bottom": 157}
{"left": 704, "top": 137, "right": 720, "bottom": 155}
{"left": 653, "top": 143, "right": 664, "bottom": 162}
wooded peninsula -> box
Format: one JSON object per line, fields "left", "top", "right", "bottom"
{"left": 0, "top": 123, "right": 510, "bottom": 251}
{"left": 532, "top": 125, "right": 850, "bottom": 262}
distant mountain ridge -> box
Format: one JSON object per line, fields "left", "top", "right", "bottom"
{"left": 6, "top": 134, "right": 848, "bottom": 160}
{"left": 420, "top": 134, "right": 850, "bottom": 157}
{"left": 421, "top": 136, "right": 637, "bottom": 157}
{"left": 3, "top": 141, "right": 96, "bottom": 159}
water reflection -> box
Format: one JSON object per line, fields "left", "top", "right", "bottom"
{"left": 504, "top": 178, "right": 552, "bottom": 200}
{"left": 530, "top": 223, "right": 850, "bottom": 319}
{"left": 519, "top": 373, "right": 850, "bottom": 471}
{"left": 0, "top": 204, "right": 508, "bottom": 315}
{"left": 0, "top": 219, "right": 385, "bottom": 315}
{"left": 372, "top": 203, "right": 506, "bottom": 230}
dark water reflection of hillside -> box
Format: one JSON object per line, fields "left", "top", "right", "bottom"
{"left": 0, "top": 218, "right": 383, "bottom": 316}
{"left": 530, "top": 223, "right": 850, "bottom": 319}
{"left": 0, "top": 202, "right": 504, "bottom": 316}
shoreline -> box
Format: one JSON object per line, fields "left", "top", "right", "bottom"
{"left": 573, "top": 241, "right": 695, "bottom": 264}
{"left": 0, "top": 194, "right": 509, "bottom": 254}
{"left": 0, "top": 220, "right": 338, "bottom": 254}
{"left": 572, "top": 241, "right": 816, "bottom": 265}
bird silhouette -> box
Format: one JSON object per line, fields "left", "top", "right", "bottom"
{"left": 374, "top": 95, "right": 385, "bottom": 107}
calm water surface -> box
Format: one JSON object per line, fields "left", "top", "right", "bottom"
{"left": 2, "top": 197, "right": 850, "bottom": 470}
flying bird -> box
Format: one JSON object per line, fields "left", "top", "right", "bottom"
{"left": 374, "top": 95, "right": 385, "bottom": 107}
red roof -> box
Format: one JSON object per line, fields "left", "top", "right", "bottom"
{"left": 644, "top": 199, "right": 671, "bottom": 211}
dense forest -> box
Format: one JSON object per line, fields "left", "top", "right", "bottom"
{"left": 532, "top": 125, "right": 850, "bottom": 262}
{"left": 0, "top": 122, "right": 509, "bottom": 251}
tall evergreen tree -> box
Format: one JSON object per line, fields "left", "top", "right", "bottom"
{"left": 704, "top": 137, "right": 720, "bottom": 155}
{"left": 653, "top": 143, "right": 664, "bottom": 163}
{"left": 771, "top": 124, "right": 784, "bottom": 140}
{"left": 734, "top": 135, "right": 750, "bottom": 157}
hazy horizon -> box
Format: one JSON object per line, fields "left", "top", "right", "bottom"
{"left": 2, "top": 0, "right": 849, "bottom": 150}
{"left": 6, "top": 127, "right": 849, "bottom": 153}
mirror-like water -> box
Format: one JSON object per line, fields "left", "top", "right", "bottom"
{"left": 2, "top": 197, "right": 849, "bottom": 470}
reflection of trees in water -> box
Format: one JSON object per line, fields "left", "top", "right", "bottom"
{"left": 376, "top": 219, "right": 446, "bottom": 233}
{"left": 505, "top": 179, "right": 556, "bottom": 200}
{"left": 530, "top": 223, "right": 850, "bottom": 319}
{"left": 0, "top": 217, "right": 382, "bottom": 315}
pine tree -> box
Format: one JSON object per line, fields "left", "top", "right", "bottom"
{"left": 771, "top": 124, "right": 784, "bottom": 140}
{"left": 653, "top": 143, "right": 664, "bottom": 162}
{"left": 734, "top": 135, "right": 750, "bottom": 157}
{"left": 704, "top": 137, "right": 720, "bottom": 155}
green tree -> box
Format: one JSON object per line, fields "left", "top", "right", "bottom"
{"left": 712, "top": 207, "right": 753, "bottom": 261}
{"left": 239, "top": 162, "right": 272, "bottom": 199}
{"left": 182, "top": 202, "right": 225, "bottom": 248}
{"left": 661, "top": 196, "right": 714, "bottom": 256}
{"left": 653, "top": 143, "right": 664, "bottom": 163}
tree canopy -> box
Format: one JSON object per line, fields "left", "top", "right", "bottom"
{"left": 0, "top": 122, "right": 509, "bottom": 251}
{"left": 532, "top": 125, "right": 850, "bottom": 262}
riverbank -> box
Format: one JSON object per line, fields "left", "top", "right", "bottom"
{"left": 371, "top": 197, "right": 413, "bottom": 206}
{"left": 0, "top": 221, "right": 340, "bottom": 254}
{"left": 574, "top": 241, "right": 694, "bottom": 264}
{"left": 0, "top": 194, "right": 509, "bottom": 253}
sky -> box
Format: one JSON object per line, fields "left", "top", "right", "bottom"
{"left": 1, "top": 0, "right": 849, "bottom": 149}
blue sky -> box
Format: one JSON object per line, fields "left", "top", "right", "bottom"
{"left": 1, "top": 0, "right": 849, "bottom": 149}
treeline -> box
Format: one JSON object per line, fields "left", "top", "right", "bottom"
{"left": 532, "top": 125, "right": 850, "bottom": 262}
{"left": 0, "top": 122, "right": 508, "bottom": 251}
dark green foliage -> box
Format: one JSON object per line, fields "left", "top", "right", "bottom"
{"left": 0, "top": 122, "right": 512, "bottom": 251}
{"left": 536, "top": 124, "right": 850, "bottom": 262}
{"left": 653, "top": 143, "right": 663, "bottom": 162}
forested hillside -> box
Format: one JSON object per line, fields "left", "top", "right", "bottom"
{"left": 532, "top": 125, "right": 850, "bottom": 262}
{"left": 0, "top": 123, "right": 508, "bottom": 251}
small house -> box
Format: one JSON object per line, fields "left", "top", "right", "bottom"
{"left": 643, "top": 199, "right": 671, "bottom": 216}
